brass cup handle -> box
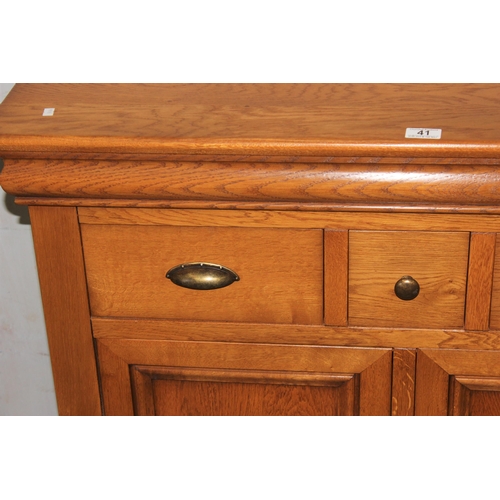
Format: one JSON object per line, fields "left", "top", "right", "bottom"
{"left": 166, "top": 262, "right": 240, "bottom": 290}
{"left": 394, "top": 275, "right": 420, "bottom": 301}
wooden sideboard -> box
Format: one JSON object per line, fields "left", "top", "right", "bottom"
{"left": 2, "top": 83, "right": 500, "bottom": 415}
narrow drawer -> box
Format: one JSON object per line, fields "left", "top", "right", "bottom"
{"left": 80, "top": 225, "right": 324, "bottom": 324}
{"left": 348, "top": 231, "right": 469, "bottom": 328}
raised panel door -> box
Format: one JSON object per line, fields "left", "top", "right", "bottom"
{"left": 97, "top": 338, "right": 393, "bottom": 416}
{"left": 416, "top": 349, "right": 500, "bottom": 415}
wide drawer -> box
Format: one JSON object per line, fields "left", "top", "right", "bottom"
{"left": 348, "top": 231, "right": 470, "bottom": 328}
{"left": 80, "top": 225, "right": 324, "bottom": 324}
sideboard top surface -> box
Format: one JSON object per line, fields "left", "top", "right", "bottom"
{"left": 1, "top": 84, "right": 500, "bottom": 158}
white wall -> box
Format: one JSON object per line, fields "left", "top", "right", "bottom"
{"left": 0, "top": 83, "right": 58, "bottom": 415}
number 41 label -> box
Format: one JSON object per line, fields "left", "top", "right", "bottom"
{"left": 405, "top": 128, "right": 442, "bottom": 139}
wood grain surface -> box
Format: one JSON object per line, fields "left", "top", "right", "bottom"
{"left": 1, "top": 84, "right": 500, "bottom": 157}
{"left": 4, "top": 159, "right": 500, "bottom": 207}
{"left": 97, "top": 338, "right": 392, "bottom": 415}
{"left": 489, "top": 234, "right": 500, "bottom": 330}
{"left": 133, "top": 366, "right": 358, "bottom": 416}
{"left": 416, "top": 348, "right": 500, "bottom": 415}
{"left": 91, "top": 318, "right": 500, "bottom": 351}
{"left": 28, "top": 207, "right": 101, "bottom": 415}
{"left": 4, "top": 84, "right": 500, "bottom": 416}
{"left": 349, "top": 231, "right": 469, "bottom": 329}
{"left": 81, "top": 225, "right": 324, "bottom": 324}
{"left": 79, "top": 207, "right": 500, "bottom": 232}
{"left": 324, "top": 230, "right": 348, "bottom": 326}
{"left": 450, "top": 377, "right": 500, "bottom": 416}
{"left": 465, "top": 233, "right": 496, "bottom": 331}
{"left": 415, "top": 350, "right": 450, "bottom": 415}
{"left": 391, "top": 349, "right": 416, "bottom": 416}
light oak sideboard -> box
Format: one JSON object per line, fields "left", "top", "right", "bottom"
{"left": 2, "top": 83, "right": 500, "bottom": 415}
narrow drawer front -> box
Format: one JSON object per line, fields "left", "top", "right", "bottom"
{"left": 81, "top": 225, "right": 324, "bottom": 324}
{"left": 348, "top": 231, "right": 469, "bottom": 328}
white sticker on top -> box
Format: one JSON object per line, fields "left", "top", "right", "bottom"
{"left": 405, "top": 128, "right": 442, "bottom": 139}
{"left": 42, "top": 108, "right": 55, "bottom": 116}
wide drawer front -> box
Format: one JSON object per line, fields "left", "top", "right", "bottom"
{"left": 348, "top": 231, "right": 470, "bottom": 329}
{"left": 80, "top": 225, "right": 324, "bottom": 324}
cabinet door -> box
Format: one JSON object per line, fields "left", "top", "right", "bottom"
{"left": 97, "top": 339, "right": 392, "bottom": 416}
{"left": 416, "top": 349, "right": 500, "bottom": 415}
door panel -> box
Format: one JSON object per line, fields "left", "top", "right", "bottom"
{"left": 416, "top": 349, "right": 500, "bottom": 415}
{"left": 97, "top": 338, "right": 393, "bottom": 416}
{"left": 131, "top": 366, "right": 358, "bottom": 416}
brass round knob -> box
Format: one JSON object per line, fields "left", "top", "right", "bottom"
{"left": 394, "top": 276, "right": 420, "bottom": 301}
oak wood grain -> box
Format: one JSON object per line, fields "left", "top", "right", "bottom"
{"left": 415, "top": 350, "right": 450, "bottom": 416}
{"left": 358, "top": 350, "right": 392, "bottom": 416}
{"left": 4, "top": 160, "right": 500, "bottom": 207}
{"left": 465, "top": 233, "right": 496, "bottom": 331}
{"left": 416, "top": 349, "right": 500, "bottom": 415}
{"left": 14, "top": 197, "right": 500, "bottom": 215}
{"left": 349, "top": 231, "right": 469, "bottom": 329}
{"left": 96, "top": 338, "right": 392, "bottom": 416}
{"left": 454, "top": 376, "right": 500, "bottom": 392}
{"left": 4, "top": 84, "right": 500, "bottom": 417}
{"left": 391, "top": 349, "right": 416, "bottom": 416}
{"left": 489, "top": 234, "right": 500, "bottom": 330}
{"left": 79, "top": 207, "right": 500, "bottom": 232}
{"left": 5, "top": 83, "right": 500, "bottom": 108}
{"left": 81, "top": 225, "right": 324, "bottom": 324}
{"left": 1, "top": 84, "right": 500, "bottom": 158}
{"left": 130, "top": 366, "right": 155, "bottom": 416}
{"left": 96, "top": 341, "right": 134, "bottom": 416}
{"left": 28, "top": 206, "right": 101, "bottom": 415}
{"left": 450, "top": 377, "right": 500, "bottom": 416}
{"left": 417, "top": 348, "right": 500, "bottom": 377}
{"left": 133, "top": 366, "right": 358, "bottom": 416}
{"left": 91, "top": 318, "right": 500, "bottom": 350}
{"left": 98, "top": 339, "right": 391, "bottom": 374}
{"left": 324, "top": 230, "right": 348, "bottom": 326}
{"left": 5, "top": 151, "right": 500, "bottom": 164}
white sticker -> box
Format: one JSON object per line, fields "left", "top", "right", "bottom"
{"left": 42, "top": 108, "right": 55, "bottom": 116}
{"left": 405, "top": 128, "right": 442, "bottom": 139}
